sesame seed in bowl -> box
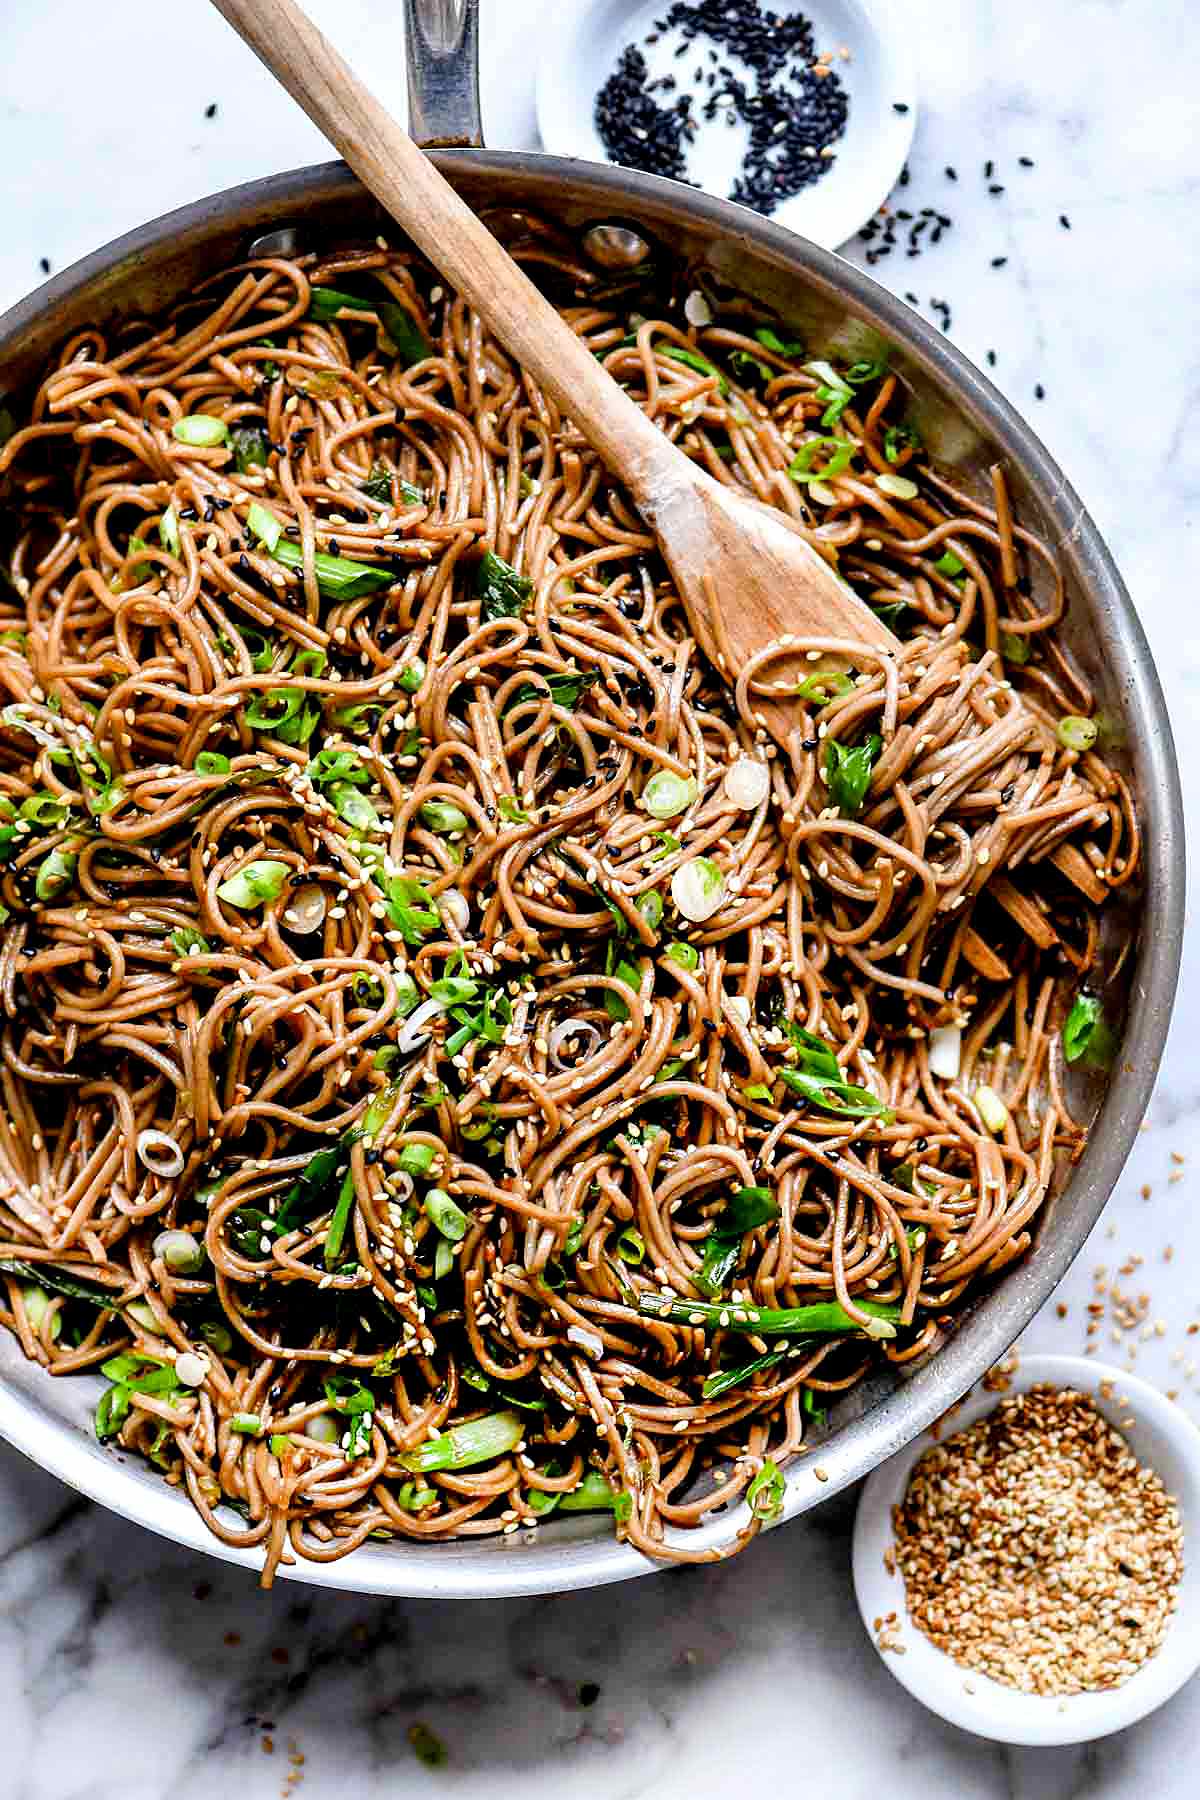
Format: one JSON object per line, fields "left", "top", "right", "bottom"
{"left": 852, "top": 1354, "right": 1200, "bottom": 1745}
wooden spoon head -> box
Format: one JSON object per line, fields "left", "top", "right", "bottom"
{"left": 641, "top": 465, "right": 900, "bottom": 752}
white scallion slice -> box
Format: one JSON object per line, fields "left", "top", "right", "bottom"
{"left": 174, "top": 1351, "right": 210, "bottom": 1387}
{"left": 283, "top": 882, "right": 327, "bottom": 934}
{"left": 548, "top": 1017, "right": 602, "bottom": 1068}
{"left": 136, "top": 1129, "right": 185, "bottom": 1179}
{"left": 684, "top": 289, "right": 713, "bottom": 327}
{"left": 672, "top": 856, "right": 726, "bottom": 922}
{"left": 396, "top": 996, "right": 447, "bottom": 1055}
{"left": 723, "top": 757, "right": 770, "bottom": 810}
{"left": 439, "top": 890, "right": 470, "bottom": 933}
{"left": 928, "top": 1024, "right": 962, "bottom": 1080}
{"left": 566, "top": 1324, "right": 604, "bottom": 1358}
{"left": 160, "top": 505, "right": 180, "bottom": 556}
{"left": 171, "top": 414, "right": 229, "bottom": 448}
{"left": 877, "top": 473, "right": 919, "bottom": 500}
{"left": 642, "top": 770, "right": 698, "bottom": 819}
{"left": 974, "top": 1084, "right": 1010, "bottom": 1135}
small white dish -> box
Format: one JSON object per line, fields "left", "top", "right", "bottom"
{"left": 853, "top": 1354, "right": 1200, "bottom": 1745}
{"left": 535, "top": 0, "right": 916, "bottom": 251}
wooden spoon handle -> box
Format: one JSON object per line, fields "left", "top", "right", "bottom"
{"left": 210, "top": 0, "right": 670, "bottom": 492}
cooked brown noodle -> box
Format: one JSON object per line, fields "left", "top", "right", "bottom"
{"left": 0, "top": 218, "right": 1135, "bottom": 1583}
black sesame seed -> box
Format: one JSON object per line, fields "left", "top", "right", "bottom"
{"left": 991, "top": 256, "right": 1008, "bottom": 268}
{"left": 1034, "top": 383, "right": 1045, "bottom": 399}
{"left": 945, "top": 166, "right": 957, "bottom": 181}
{"left": 984, "top": 160, "right": 994, "bottom": 178}
{"left": 38, "top": 256, "right": 51, "bottom": 275}
{"left": 1059, "top": 213, "right": 1071, "bottom": 229}
{"left": 988, "top": 184, "right": 1005, "bottom": 195}
{"left": 1019, "top": 155, "right": 1034, "bottom": 167}
{"left": 893, "top": 101, "right": 909, "bottom": 114}
{"left": 986, "top": 350, "right": 997, "bottom": 366}
{"left": 205, "top": 102, "right": 218, "bottom": 119}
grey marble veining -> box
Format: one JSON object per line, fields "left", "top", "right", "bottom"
{"left": 2, "top": 1, "right": 1199, "bottom": 1794}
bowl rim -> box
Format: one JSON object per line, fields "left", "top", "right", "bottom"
{"left": 851, "top": 1353, "right": 1200, "bottom": 1745}
{"left": 0, "top": 154, "right": 1185, "bottom": 1598}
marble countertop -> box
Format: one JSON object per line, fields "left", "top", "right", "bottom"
{"left": 2, "top": 2, "right": 1198, "bottom": 1795}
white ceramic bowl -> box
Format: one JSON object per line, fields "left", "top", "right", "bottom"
{"left": 535, "top": 0, "right": 917, "bottom": 250}
{"left": 852, "top": 1353, "right": 1200, "bottom": 1745}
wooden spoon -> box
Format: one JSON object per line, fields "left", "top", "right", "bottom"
{"left": 210, "top": 0, "right": 900, "bottom": 747}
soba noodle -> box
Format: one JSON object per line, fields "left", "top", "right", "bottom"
{"left": 0, "top": 216, "right": 1135, "bottom": 1582}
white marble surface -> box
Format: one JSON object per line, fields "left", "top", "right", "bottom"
{"left": 2, "top": 2, "right": 1199, "bottom": 1794}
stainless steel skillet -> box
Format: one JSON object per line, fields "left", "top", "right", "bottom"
{"left": 0, "top": 0, "right": 1183, "bottom": 1597}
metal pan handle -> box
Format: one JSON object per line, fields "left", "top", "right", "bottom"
{"left": 403, "top": 0, "right": 483, "bottom": 148}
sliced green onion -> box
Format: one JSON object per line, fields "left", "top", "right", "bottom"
{"left": 160, "top": 505, "right": 180, "bottom": 556}
{"left": 933, "top": 550, "right": 965, "bottom": 578}
{"left": 195, "top": 751, "right": 231, "bottom": 776}
{"left": 19, "top": 1283, "right": 61, "bottom": 1341}
{"left": 322, "top": 1169, "right": 357, "bottom": 1269}
{"left": 217, "top": 858, "right": 289, "bottom": 909}
{"left": 231, "top": 423, "right": 271, "bottom": 472}
{"left": 476, "top": 550, "right": 533, "bottom": 622}
{"left": 665, "top": 940, "right": 699, "bottom": 971}
{"left": 615, "top": 1227, "right": 645, "bottom": 1265}
{"left": 399, "top": 658, "right": 427, "bottom": 693}
{"left": 246, "top": 500, "right": 282, "bottom": 552}
{"left": 641, "top": 769, "right": 697, "bottom": 819}
{"left": 638, "top": 1293, "right": 900, "bottom": 1340}
{"left": 746, "top": 1457, "right": 785, "bottom": 1525}
{"left": 20, "top": 792, "right": 71, "bottom": 826}
{"left": 788, "top": 437, "right": 856, "bottom": 486}
{"left": 308, "top": 286, "right": 430, "bottom": 364}
{"left": 1000, "top": 631, "right": 1032, "bottom": 665}
{"left": 701, "top": 1349, "right": 786, "bottom": 1400}
{"left": 170, "top": 924, "right": 210, "bottom": 957}
{"left": 671, "top": 856, "right": 725, "bottom": 923}
{"left": 497, "top": 795, "right": 528, "bottom": 824}
{"left": 883, "top": 422, "right": 921, "bottom": 464}
{"left": 330, "top": 784, "right": 381, "bottom": 832}
{"left": 271, "top": 539, "right": 392, "bottom": 599}
{"left": 230, "top": 1412, "right": 262, "bottom": 1436}
{"left": 1057, "top": 714, "right": 1098, "bottom": 753}
{"left": 398, "top": 1410, "right": 524, "bottom": 1474}
{"left": 755, "top": 326, "right": 803, "bottom": 356}
{"left": 824, "top": 733, "right": 882, "bottom": 818}
{"left": 636, "top": 890, "right": 664, "bottom": 931}
{"left": 152, "top": 1229, "right": 204, "bottom": 1274}
{"left": 171, "top": 414, "right": 229, "bottom": 448}
{"left": 557, "top": 1472, "right": 630, "bottom": 1517}
{"left": 778, "top": 1065, "right": 892, "bottom": 1121}
{"left": 424, "top": 1187, "right": 468, "bottom": 1242}
{"left": 398, "top": 1142, "right": 436, "bottom": 1176}
{"left": 429, "top": 975, "right": 478, "bottom": 1006}
{"left": 420, "top": 799, "right": 469, "bottom": 836}
{"left": 1063, "top": 991, "right": 1103, "bottom": 1063}
{"left": 794, "top": 670, "right": 855, "bottom": 705}
{"left": 35, "top": 847, "right": 75, "bottom": 901}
